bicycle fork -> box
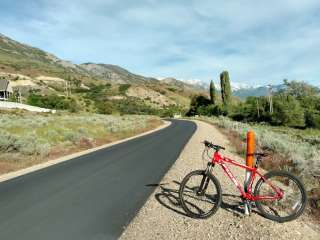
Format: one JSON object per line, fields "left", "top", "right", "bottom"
{"left": 197, "top": 162, "right": 214, "bottom": 196}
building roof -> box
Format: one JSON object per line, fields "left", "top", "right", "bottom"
{"left": 0, "top": 79, "right": 13, "bottom": 92}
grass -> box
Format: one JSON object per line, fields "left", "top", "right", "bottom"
{"left": 196, "top": 116, "right": 320, "bottom": 220}
{"left": 0, "top": 110, "right": 162, "bottom": 174}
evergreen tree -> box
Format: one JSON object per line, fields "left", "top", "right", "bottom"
{"left": 209, "top": 80, "right": 216, "bottom": 104}
{"left": 220, "top": 71, "right": 232, "bottom": 107}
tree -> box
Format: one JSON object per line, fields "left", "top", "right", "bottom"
{"left": 186, "top": 95, "right": 211, "bottom": 116}
{"left": 283, "top": 80, "right": 319, "bottom": 99}
{"left": 272, "top": 95, "right": 305, "bottom": 127}
{"left": 209, "top": 80, "right": 216, "bottom": 104}
{"left": 220, "top": 71, "right": 232, "bottom": 107}
{"left": 118, "top": 84, "right": 131, "bottom": 95}
{"left": 305, "top": 110, "right": 320, "bottom": 129}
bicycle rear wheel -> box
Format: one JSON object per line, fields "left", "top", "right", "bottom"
{"left": 254, "top": 170, "right": 307, "bottom": 222}
{"left": 179, "top": 170, "right": 222, "bottom": 218}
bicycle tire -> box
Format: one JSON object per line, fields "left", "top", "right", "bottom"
{"left": 254, "top": 170, "right": 307, "bottom": 222}
{"left": 179, "top": 170, "right": 222, "bottom": 219}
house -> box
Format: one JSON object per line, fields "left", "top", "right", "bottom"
{"left": 0, "top": 79, "right": 13, "bottom": 101}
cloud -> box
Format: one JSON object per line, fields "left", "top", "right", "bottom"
{"left": 0, "top": 0, "right": 319, "bottom": 86}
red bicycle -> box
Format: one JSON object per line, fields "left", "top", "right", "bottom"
{"left": 179, "top": 140, "right": 307, "bottom": 222}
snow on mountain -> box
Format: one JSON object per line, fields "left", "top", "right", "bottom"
{"left": 158, "top": 76, "right": 264, "bottom": 93}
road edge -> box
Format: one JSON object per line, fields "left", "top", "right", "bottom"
{"left": 0, "top": 120, "right": 172, "bottom": 183}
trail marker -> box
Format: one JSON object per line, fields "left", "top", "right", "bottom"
{"left": 244, "top": 130, "right": 255, "bottom": 215}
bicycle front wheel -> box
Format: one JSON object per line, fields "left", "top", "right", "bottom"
{"left": 179, "top": 170, "right": 222, "bottom": 219}
{"left": 254, "top": 170, "right": 307, "bottom": 222}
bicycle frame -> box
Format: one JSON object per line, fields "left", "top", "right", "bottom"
{"left": 211, "top": 151, "right": 283, "bottom": 201}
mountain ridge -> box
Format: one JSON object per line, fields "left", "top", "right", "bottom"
{"left": 0, "top": 33, "right": 208, "bottom": 109}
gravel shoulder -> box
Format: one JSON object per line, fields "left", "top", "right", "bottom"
{"left": 120, "top": 120, "right": 320, "bottom": 240}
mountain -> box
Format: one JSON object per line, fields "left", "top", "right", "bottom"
{"left": 160, "top": 77, "right": 206, "bottom": 92}
{"left": 0, "top": 33, "right": 88, "bottom": 77}
{"left": 0, "top": 33, "right": 206, "bottom": 109}
{"left": 79, "top": 63, "right": 158, "bottom": 84}
{"left": 232, "top": 84, "right": 284, "bottom": 99}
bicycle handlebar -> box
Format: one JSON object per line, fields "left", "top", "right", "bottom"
{"left": 203, "top": 140, "right": 225, "bottom": 151}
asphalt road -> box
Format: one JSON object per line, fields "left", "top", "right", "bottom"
{"left": 0, "top": 119, "right": 196, "bottom": 240}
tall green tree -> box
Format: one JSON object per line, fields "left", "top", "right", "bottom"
{"left": 220, "top": 71, "right": 232, "bottom": 107}
{"left": 186, "top": 95, "right": 211, "bottom": 116}
{"left": 209, "top": 80, "right": 216, "bottom": 104}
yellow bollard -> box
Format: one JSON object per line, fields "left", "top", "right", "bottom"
{"left": 244, "top": 131, "right": 255, "bottom": 215}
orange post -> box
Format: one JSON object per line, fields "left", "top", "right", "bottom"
{"left": 244, "top": 130, "right": 255, "bottom": 215}
{"left": 246, "top": 131, "right": 255, "bottom": 167}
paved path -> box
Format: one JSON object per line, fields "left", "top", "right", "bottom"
{"left": 0, "top": 119, "right": 196, "bottom": 240}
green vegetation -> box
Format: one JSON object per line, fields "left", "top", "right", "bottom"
{"left": 220, "top": 71, "right": 232, "bottom": 107}
{"left": 187, "top": 74, "right": 320, "bottom": 130}
{"left": 187, "top": 95, "right": 210, "bottom": 116}
{"left": 25, "top": 83, "right": 180, "bottom": 117}
{"left": 118, "top": 84, "right": 131, "bottom": 95}
{"left": 27, "top": 92, "right": 79, "bottom": 112}
{"left": 209, "top": 80, "right": 216, "bottom": 104}
{"left": 0, "top": 110, "right": 161, "bottom": 173}
{"left": 230, "top": 81, "right": 320, "bottom": 129}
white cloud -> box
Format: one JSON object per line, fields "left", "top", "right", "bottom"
{"left": 0, "top": 0, "right": 319, "bottom": 86}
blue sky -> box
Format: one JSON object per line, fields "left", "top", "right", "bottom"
{"left": 0, "top": 0, "right": 319, "bottom": 86}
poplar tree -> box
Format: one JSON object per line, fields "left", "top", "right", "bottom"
{"left": 209, "top": 80, "right": 216, "bottom": 104}
{"left": 220, "top": 71, "right": 232, "bottom": 106}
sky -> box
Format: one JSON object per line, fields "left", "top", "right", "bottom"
{"left": 0, "top": 0, "right": 319, "bottom": 86}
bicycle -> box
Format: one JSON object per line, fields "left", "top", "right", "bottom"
{"left": 179, "top": 140, "right": 307, "bottom": 222}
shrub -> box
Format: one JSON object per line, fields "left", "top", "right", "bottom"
{"left": 272, "top": 95, "right": 305, "bottom": 127}
{"left": 27, "top": 93, "right": 81, "bottom": 112}
{"left": 0, "top": 130, "right": 18, "bottom": 152}
{"left": 16, "top": 133, "right": 50, "bottom": 156}
{"left": 305, "top": 110, "right": 320, "bottom": 129}
{"left": 118, "top": 84, "right": 131, "bottom": 95}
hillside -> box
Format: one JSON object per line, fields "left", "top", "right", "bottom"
{"left": 0, "top": 33, "right": 88, "bottom": 78}
{"left": 0, "top": 33, "right": 206, "bottom": 111}
{"left": 80, "top": 63, "right": 159, "bottom": 85}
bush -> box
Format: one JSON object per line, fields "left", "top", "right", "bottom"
{"left": 96, "top": 101, "right": 114, "bottom": 114}
{"left": 27, "top": 93, "right": 80, "bottom": 112}
{"left": 186, "top": 95, "right": 211, "bottom": 116}
{"left": 305, "top": 110, "right": 320, "bottom": 129}
{"left": 0, "top": 130, "right": 18, "bottom": 152}
{"left": 118, "top": 84, "right": 131, "bottom": 95}
{"left": 0, "top": 130, "right": 50, "bottom": 156}
{"left": 272, "top": 95, "right": 305, "bottom": 127}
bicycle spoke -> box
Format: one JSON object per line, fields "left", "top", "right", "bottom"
{"left": 179, "top": 171, "right": 221, "bottom": 218}
{"left": 255, "top": 171, "right": 306, "bottom": 222}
